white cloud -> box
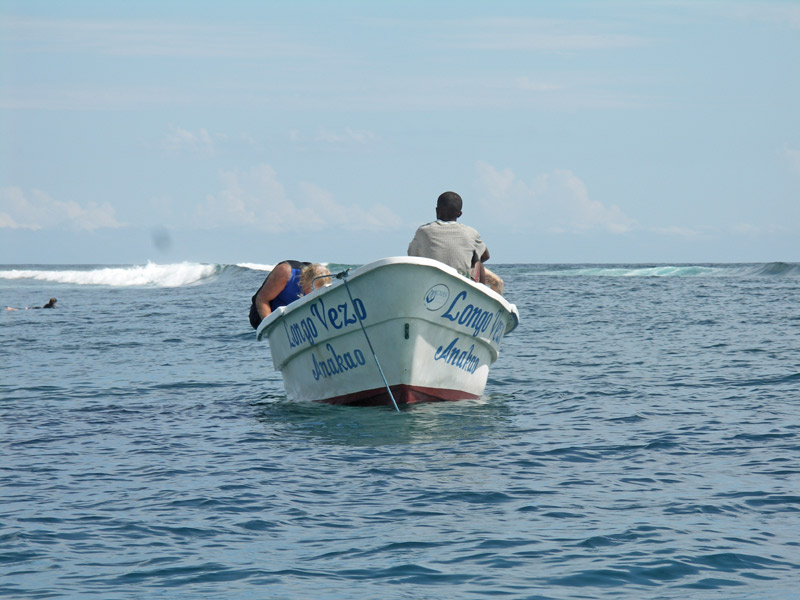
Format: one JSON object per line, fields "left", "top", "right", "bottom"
{"left": 289, "top": 128, "right": 378, "bottom": 145}
{"left": 442, "top": 17, "right": 646, "bottom": 52}
{"left": 194, "top": 164, "right": 403, "bottom": 232}
{"left": 0, "top": 187, "right": 122, "bottom": 231}
{"left": 315, "top": 128, "right": 377, "bottom": 144}
{"left": 0, "top": 212, "right": 34, "bottom": 230}
{"left": 724, "top": 2, "right": 800, "bottom": 30}
{"left": 475, "top": 162, "right": 636, "bottom": 234}
{"left": 729, "top": 223, "right": 785, "bottom": 235}
{"left": 298, "top": 182, "right": 403, "bottom": 231}
{"left": 650, "top": 226, "right": 707, "bottom": 237}
{"left": 0, "top": 16, "right": 322, "bottom": 59}
{"left": 650, "top": 223, "right": 786, "bottom": 238}
{"left": 162, "top": 126, "right": 215, "bottom": 155}
{"left": 0, "top": 84, "right": 196, "bottom": 111}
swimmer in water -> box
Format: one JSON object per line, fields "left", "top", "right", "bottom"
{"left": 6, "top": 297, "right": 57, "bottom": 310}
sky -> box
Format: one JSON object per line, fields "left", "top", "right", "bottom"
{"left": 1, "top": 0, "right": 799, "bottom": 265}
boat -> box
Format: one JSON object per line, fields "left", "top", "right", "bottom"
{"left": 256, "top": 256, "right": 520, "bottom": 407}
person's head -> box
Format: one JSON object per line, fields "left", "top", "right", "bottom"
{"left": 45, "top": 298, "right": 57, "bottom": 308}
{"left": 300, "top": 264, "right": 331, "bottom": 294}
{"left": 436, "top": 191, "right": 463, "bottom": 221}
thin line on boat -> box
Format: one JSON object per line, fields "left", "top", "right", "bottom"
{"left": 325, "top": 268, "right": 400, "bottom": 412}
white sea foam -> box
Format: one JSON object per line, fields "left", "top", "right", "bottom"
{"left": 236, "top": 263, "right": 274, "bottom": 272}
{"left": 0, "top": 262, "right": 221, "bottom": 287}
{"left": 539, "top": 265, "right": 726, "bottom": 277}
{"left": 236, "top": 262, "right": 330, "bottom": 272}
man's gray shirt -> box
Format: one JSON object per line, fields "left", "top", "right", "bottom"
{"left": 407, "top": 220, "right": 487, "bottom": 277}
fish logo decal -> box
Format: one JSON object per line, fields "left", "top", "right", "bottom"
{"left": 424, "top": 284, "right": 450, "bottom": 310}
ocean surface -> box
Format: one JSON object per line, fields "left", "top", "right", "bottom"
{"left": 2, "top": 261, "right": 799, "bottom": 599}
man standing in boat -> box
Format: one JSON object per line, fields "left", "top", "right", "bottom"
{"left": 408, "top": 191, "right": 503, "bottom": 294}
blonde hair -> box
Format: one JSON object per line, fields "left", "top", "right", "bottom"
{"left": 300, "top": 263, "right": 331, "bottom": 294}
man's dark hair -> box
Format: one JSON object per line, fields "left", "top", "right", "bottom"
{"left": 437, "top": 191, "right": 462, "bottom": 220}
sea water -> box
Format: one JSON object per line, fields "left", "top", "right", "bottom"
{"left": 2, "top": 262, "right": 799, "bottom": 599}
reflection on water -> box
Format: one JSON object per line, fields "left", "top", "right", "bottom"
{"left": 251, "top": 395, "right": 514, "bottom": 448}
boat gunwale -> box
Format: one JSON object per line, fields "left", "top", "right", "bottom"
{"left": 256, "top": 256, "right": 519, "bottom": 342}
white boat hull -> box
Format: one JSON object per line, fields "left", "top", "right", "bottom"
{"left": 257, "top": 257, "right": 519, "bottom": 406}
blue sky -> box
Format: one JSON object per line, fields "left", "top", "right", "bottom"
{"left": 1, "top": 0, "right": 799, "bottom": 264}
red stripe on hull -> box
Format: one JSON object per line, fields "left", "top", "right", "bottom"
{"left": 316, "top": 384, "right": 480, "bottom": 407}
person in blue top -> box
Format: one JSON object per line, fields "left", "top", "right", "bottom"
{"left": 249, "top": 261, "right": 329, "bottom": 329}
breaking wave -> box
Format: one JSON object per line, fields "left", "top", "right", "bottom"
{"left": 1, "top": 261, "right": 797, "bottom": 287}
{"left": 530, "top": 262, "right": 800, "bottom": 277}
{"left": 235, "top": 262, "right": 274, "bottom": 272}
{"left": 0, "top": 262, "right": 227, "bottom": 288}
{"left": 751, "top": 261, "right": 800, "bottom": 276}
{"left": 540, "top": 265, "right": 724, "bottom": 277}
